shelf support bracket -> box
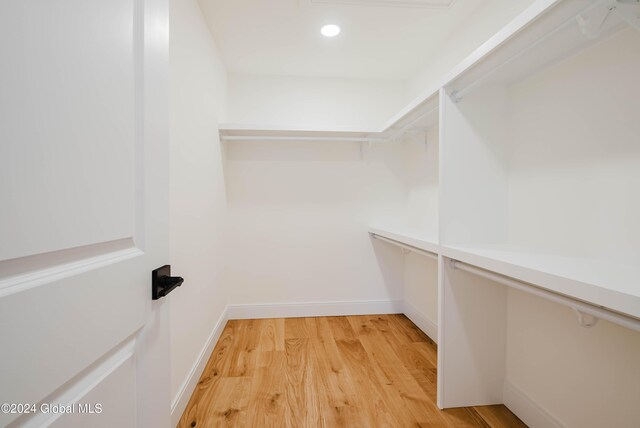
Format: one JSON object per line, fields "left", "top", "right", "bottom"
{"left": 574, "top": 308, "right": 600, "bottom": 328}
{"left": 360, "top": 140, "right": 373, "bottom": 160}
{"left": 450, "top": 90, "right": 462, "bottom": 104}
{"left": 576, "top": 4, "right": 616, "bottom": 40}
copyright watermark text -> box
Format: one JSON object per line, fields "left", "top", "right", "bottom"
{"left": 1, "top": 402, "right": 102, "bottom": 414}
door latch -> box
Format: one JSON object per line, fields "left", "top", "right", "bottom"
{"left": 152, "top": 265, "right": 184, "bottom": 300}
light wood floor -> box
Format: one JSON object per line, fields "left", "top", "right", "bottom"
{"left": 178, "top": 315, "right": 527, "bottom": 428}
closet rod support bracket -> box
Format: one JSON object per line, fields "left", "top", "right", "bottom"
{"left": 574, "top": 308, "right": 600, "bottom": 328}
{"left": 576, "top": 5, "right": 616, "bottom": 40}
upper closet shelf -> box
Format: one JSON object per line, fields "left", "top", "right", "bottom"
{"left": 219, "top": 124, "right": 383, "bottom": 143}
{"left": 219, "top": 90, "right": 440, "bottom": 143}
{"left": 447, "top": 0, "right": 638, "bottom": 100}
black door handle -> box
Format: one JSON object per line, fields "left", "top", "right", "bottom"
{"left": 152, "top": 265, "right": 184, "bottom": 300}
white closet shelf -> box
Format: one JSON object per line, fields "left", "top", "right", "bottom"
{"left": 440, "top": 244, "right": 640, "bottom": 320}
{"left": 368, "top": 226, "right": 440, "bottom": 256}
{"left": 219, "top": 91, "right": 440, "bottom": 143}
{"left": 448, "top": 0, "right": 632, "bottom": 100}
{"left": 368, "top": 226, "right": 640, "bottom": 321}
{"left": 218, "top": 124, "right": 384, "bottom": 143}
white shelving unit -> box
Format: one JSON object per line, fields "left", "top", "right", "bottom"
{"left": 365, "top": 0, "right": 640, "bottom": 418}
{"left": 436, "top": 0, "right": 640, "bottom": 414}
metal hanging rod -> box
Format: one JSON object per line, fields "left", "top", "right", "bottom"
{"left": 371, "top": 234, "right": 438, "bottom": 260}
{"left": 449, "top": 258, "right": 640, "bottom": 333}
{"left": 220, "top": 135, "right": 387, "bottom": 143}
{"left": 451, "top": 0, "right": 612, "bottom": 101}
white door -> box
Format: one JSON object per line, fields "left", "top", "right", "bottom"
{"left": 0, "top": 0, "right": 171, "bottom": 427}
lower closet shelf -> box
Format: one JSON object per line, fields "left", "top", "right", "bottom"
{"left": 367, "top": 226, "right": 640, "bottom": 323}
{"left": 368, "top": 226, "right": 440, "bottom": 256}
{"left": 440, "top": 245, "right": 640, "bottom": 321}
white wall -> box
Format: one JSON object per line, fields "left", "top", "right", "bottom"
{"left": 405, "top": 0, "right": 536, "bottom": 102}
{"left": 402, "top": 126, "right": 440, "bottom": 239}
{"left": 506, "top": 290, "right": 640, "bottom": 428}
{"left": 223, "top": 73, "right": 418, "bottom": 312}
{"left": 508, "top": 28, "right": 640, "bottom": 265}
{"left": 439, "top": 84, "right": 511, "bottom": 246}
{"left": 227, "top": 74, "right": 406, "bottom": 130}
{"left": 399, "top": 126, "right": 440, "bottom": 340}
{"left": 224, "top": 140, "right": 407, "bottom": 310}
{"left": 169, "top": 0, "right": 228, "bottom": 421}
{"left": 402, "top": 253, "right": 438, "bottom": 341}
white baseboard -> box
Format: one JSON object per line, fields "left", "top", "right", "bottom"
{"left": 170, "top": 307, "right": 229, "bottom": 427}
{"left": 227, "top": 299, "right": 403, "bottom": 320}
{"left": 403, "top": 300, "right": 438, "bottom": 344}
{"left": 503, "top": 380, "right": 567, "bottom": 428}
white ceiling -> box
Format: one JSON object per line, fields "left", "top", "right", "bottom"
{"left": 199, "top": 0, "right": 491, "bottom": 80}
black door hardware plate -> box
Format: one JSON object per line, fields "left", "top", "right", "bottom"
{"left": 152, "top": 265, "right": 184, "bottom": 300}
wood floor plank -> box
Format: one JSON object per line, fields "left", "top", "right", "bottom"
{"left": 326, "top": 315, "right": 357, "bottom": 340}
{"left": 413, "top": 340, "right": 439, "bottom": 367}
{"left": 178, "top": 321, "right": 236, "bottom": 428}
{"left": 410, "top": 366, "right": 439, "bottom": 403}
{"left": 196, "top": 376, "right": 251, "bottom": 428}
{"left": 227, "top": 319, "right": 259, "bottom": 377}
{"left": 307, "top": 318, "right": 362, "bottom": 427}
{"left": 397, "top": 343, "right": 437, "bottom": 372}
{"left": 284, "top": 317, "right": 309, "bottom": 339}
{"left": 178, "top": 315, "right": 527, "bottom": 428}
{"left": 441, "top": 408, "right": 492, "bottom": 428}
{"left": 473, "top": 405, "right": 529, "bottom": 428}
{"left": 245, "top": 351, "right": 287, "bottom": 427}
{"left": 388, "top": 313, "right": 433, "bottom": 343}
{"left": 345, "top": 315, "right": 377, "bottom": 337}
{"left": 283, "top": 338, "right": 323, "bottom": 427}
{"left": 258, "top": 318, "right": 285, "bottom": 352}
{"left": 335, "top": 338, "right": 403, "bottom": 427}
{"left": 355, "top": 319, "right": 447, "bottom": 427}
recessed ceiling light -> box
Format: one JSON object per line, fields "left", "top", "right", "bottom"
{"left": 321, "top": 24, "right": 341, "bottom": 38}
